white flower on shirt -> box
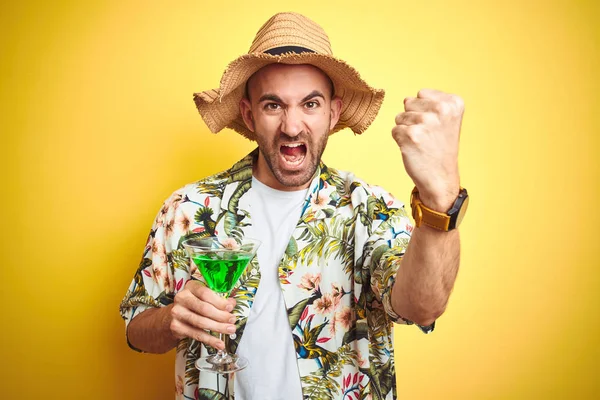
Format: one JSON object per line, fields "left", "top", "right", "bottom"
{"left": 310, "top": 192, "right": 328, "bottom": 211}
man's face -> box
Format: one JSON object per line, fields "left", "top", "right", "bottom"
{"left": 240, "top": 64, "right": 342, "bottom": 191}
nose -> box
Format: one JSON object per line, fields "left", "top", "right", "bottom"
{"left": 280, "top": 107, "right": 304, "bottom": 137}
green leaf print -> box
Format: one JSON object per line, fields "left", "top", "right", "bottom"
{"left": 222, "top": 211, "right": 238, "bottom": 236}
{"left": 300, "top": 345, "right": 357, "bottom": 400}
{"left": 197, "top": 388, "right": 227, "bottom": 400}
{"left": 184, "top": 339, "right": 201, "bottom": 386}
{"left": 194, "top": 206, "right": 216, "bottom": 235}
{"left": 360, "top": 357, "right": 395, "bottom": 400}
{"left": 285, "top": 236, "right": 298, "bottom": 257}
{"left": 287, "top": 298, "right": 311, "bottom": 330}
{"left": 227, "top": 180, "right": 251, "bottom": 214}
{"left": 170, "top": 249, "right": 190, "bottom": 272}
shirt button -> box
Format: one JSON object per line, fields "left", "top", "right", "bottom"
{"left": 251, "top": 268, "right": 257, "bottom": 276}
{"left": 229, "top": 333, "right": 237, "bottom": 340}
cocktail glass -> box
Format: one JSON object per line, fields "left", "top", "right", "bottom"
{"left": 182, "top": 236, "right": 260, "bottom": 374}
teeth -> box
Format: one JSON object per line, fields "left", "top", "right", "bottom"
{"left": 282, "top": 143, "right": 303, "bottom": 148}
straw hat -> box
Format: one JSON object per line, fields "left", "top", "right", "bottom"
{"left": 193, "top": 12, "right": 385, "bottom": 141}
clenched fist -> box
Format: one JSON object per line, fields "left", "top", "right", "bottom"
{"left": 392, "top": 89, "right": 464, "bottom": 212}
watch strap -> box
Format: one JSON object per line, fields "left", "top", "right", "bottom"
{"left": 411, "top": 187, "right": 451, "bottom": 231}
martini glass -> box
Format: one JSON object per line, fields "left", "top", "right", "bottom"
{"left": 182, "top": 236, "right": 261, "bottom": 374}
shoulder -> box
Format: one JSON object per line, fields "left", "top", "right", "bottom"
{"left": 323, "top": 165, "right": 405, "bottom": 209}
{"left": 158, "top": 169, "right": 230, "bottom": 216}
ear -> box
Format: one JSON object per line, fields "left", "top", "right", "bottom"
{"left": 239, "top": 98, "right": 255, "bottom": 132}
{"left": 329, "top": 96, "right": 343, "bottom": 131}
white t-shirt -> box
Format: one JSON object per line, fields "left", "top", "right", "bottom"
{"left": 234, "top": 177, "right": 307, "bottom": 400}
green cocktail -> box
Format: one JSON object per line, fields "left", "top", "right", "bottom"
{"left": 182, "top": 236, "right": 261, "bottom": 374}
{"left": 191, "top": 252, "right": 253, "bottom": 293}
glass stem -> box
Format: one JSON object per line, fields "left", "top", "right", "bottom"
{"left": 217, "top": 332, "right": 226, "bottom": 358}
{"left": 214, "top": 292, "right": 231, "bottom": 362}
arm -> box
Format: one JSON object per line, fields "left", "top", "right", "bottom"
{"left": 120, "top": 191, "right": 238, "bottom": 354}
{"left": 126, "top": 282, "right": 237, "bottom": 354}
{"left": 390, "top": 89, "right": 465, "bottom": 326}
{"left": 391, "top": 221, "right": 460, "bottom": 327}
{"left": 127, "top": 305, "right": 178, "bottom": 354}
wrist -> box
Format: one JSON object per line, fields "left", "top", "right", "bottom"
{"left": 418, "top": 186, "right": 460, "bottom": 212}
{"left": 410, "top": 186, "right": 469, "bottom": 231}
{"left": 162, "top": 304, "right": 178, "bottom": 340}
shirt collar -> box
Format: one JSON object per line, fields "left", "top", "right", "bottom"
{"left": 225, "top": 149, "right": 341, "bottom": 222}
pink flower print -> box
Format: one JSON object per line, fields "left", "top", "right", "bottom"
{"left": 357, "top": 352, "right": 367, "bottom": 368}
{"left": 163, "top": 273, "right": 173, "bottom": 292}
{"left": 297, "top": 272, "right": 322, "bottom": 292}
{"left": 169, "top": 193, "right": 183, "bottom": 209}
{"left": 151, "top": 241, "right": 164, "bottom": 255}
{"left": 152, "top": 266, "right": 164, "bottom": 283}
{"left": 337, "top": 306, "right": 355, "bottom": 330}
{"left": 329, "top": 311, "right": 338, "bottom": 336}
{"left": 165, "top": 219, "right": 175, "bottom": 237}
{"left": 175, "top": 375, "right": 184, "bottom": 395}
{"left": 331, "top": 283, "right": 345, "bottom": 307}
{"left": 175, "top": 213, "right": 192, "bottom": 233}
{"left": 221, "top": 237, "right": 240, "bottom": 250}
{"left": 314, "top": 293, "right": 335, "bottom": 315}
{"left": 151, "top": 241, "right": 168, "bottom": 265}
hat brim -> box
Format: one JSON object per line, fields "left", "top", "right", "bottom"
{"left": 193, "top": 52, "right": 385, "bottom": 141}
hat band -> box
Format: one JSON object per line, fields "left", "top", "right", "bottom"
{"left": 264, "top": 46, "right": 316, "bottom": 55}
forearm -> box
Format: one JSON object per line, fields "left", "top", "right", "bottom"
{"left": 391, "top": 224, "right": 460, "bottom": 326}
{"left": 127, "top": 304, "right": 179, "bottom": 354}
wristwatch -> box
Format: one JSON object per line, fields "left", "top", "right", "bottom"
{"left": 410, "top": 187, "right": 469, "bottom": 231}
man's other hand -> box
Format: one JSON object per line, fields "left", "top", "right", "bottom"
{"left": 392, "top": 89, "right": 464, "bottom": 212}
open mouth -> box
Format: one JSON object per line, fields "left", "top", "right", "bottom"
{"left": 280, "top": 143, "right": 307, "bottom": 167}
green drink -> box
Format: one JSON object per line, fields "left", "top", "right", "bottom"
{"left": 191, "top": 251, "right": 252, "bottom": 293}
{"left": 182, "top": 236, "right": 261, "bottom": 374}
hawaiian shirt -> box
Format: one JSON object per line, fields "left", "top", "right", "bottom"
{"left": 120, "top": 149, "right": 433, "bottom": 400}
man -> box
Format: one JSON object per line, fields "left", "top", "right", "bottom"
{"left": 120, "top": 12, "right": 468, "bottom": 400}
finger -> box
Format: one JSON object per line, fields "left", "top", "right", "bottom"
{"left": 187, "top": 281, "right": 232, "bottom": 311}
{"left": 404, "top": 97, "right": 437, "bottom": 113}
{"left": 395, "top": 111, "right": 424, "bottom": 126}
{"left": 170, "top": 319, "right": 225, "bottom": 350}
{"left": 175, "top": 289, "right": 235, "bottom": 323}
{"left": 417, "top": 88, "right": 446, "bottom": 100}
{"left": 172, "top": 305, "right": 237, "bottom": 335}
{"left": 391, "top": 124, "right": 425, "bottom": 147}
{"left": 177, "top": 292, "right": 235, "bottom": 323}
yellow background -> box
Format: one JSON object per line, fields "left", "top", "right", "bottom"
{"left": 2, "top": 0, "right": 599, "bottom": 398}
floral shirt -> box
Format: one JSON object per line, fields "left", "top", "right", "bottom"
{"left": 120, "top": 149, "right": 433, "bottom": 400}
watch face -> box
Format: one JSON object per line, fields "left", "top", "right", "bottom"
{"left": 448, "top": 188, "right": 469, "bottom": 230}
{"left": 455, "top": 195, "right": 469, "bottom": 228}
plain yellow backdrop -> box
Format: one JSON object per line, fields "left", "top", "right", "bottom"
{"left": 2, "top": 0, "right": 599, "bottom": 399}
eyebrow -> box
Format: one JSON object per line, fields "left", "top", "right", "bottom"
{"left": 258, "top": 94, "right": 283, "bottom": 103}
{"left": 257, "top": 90, "right": 326, "bottom": 104}
{"left": 301, "top": 90, "right": 325, "bottom": 103}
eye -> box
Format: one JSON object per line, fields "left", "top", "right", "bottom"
{"left": 305, "top": 101, "right": 320, "bottom": 109}
{"left": 264, "top": 103, "right": 281, "bottom": 111}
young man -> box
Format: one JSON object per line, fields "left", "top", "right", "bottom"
{"left": 120, "top": 12, "right": 468, "bottom": 400}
